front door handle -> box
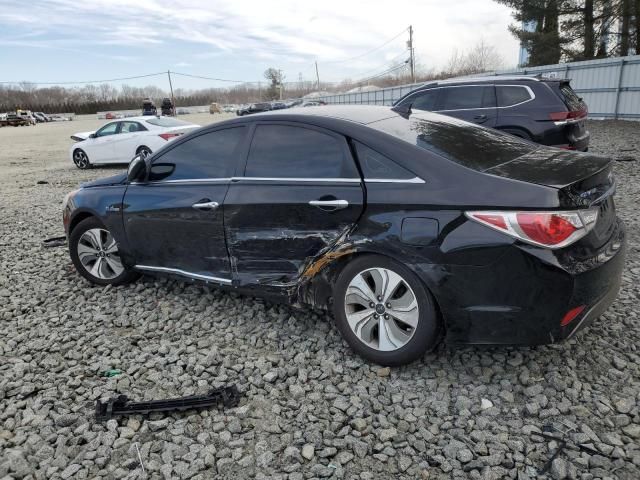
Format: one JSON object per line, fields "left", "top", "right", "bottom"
{"left": 192, "top": 200, "right": 219, "bottom": 211}
{"left": 474, "top": 114, "right": 487, "bottom": 122}
{"left": 309, "top": 199, "right": 349, "bottom": 211}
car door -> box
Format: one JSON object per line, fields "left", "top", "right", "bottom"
{"left": 397, "top": 88, "right": 440, "bottom": 111}
{"left": 434, "top": 85, "right": 497, "bottom": 127}
{"left": 108, "top": 121, "right": 148, "bottom": 162}
{"left": 223, "top": 122, "right": 365, "bottom": 286}
{"left": 85, "top": 121, "right": 120, "bottom": 162}
{"left": 122, "top": 126, "right": 248, "bottom": 284}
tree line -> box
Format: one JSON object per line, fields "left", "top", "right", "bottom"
{"left": 496, "top": 0, "right": 640, "bottom": 66}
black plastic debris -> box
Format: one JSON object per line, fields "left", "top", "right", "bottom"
{"left": 42, "top": 236, "right": 67, "bottom": 248}
{"left": 36, "top": 180, "right": 49, "bottom": 184}
{"left": 531, "top": 424, "right": 609, "bottom": 474}
{"left": 95, "top": 385, "right": 240, "bottom": 422}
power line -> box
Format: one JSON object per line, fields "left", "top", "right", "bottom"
{"left": 354, "top": 62, "right": 409, "bottom": 85}
{"left": 0, "top": 71, "right": 167, "bottom": 85}
{"left": 320, "top": 27, "right": 409, "bottom": 65}
{"left": 171, "top": 71, "right": 255, "bottom": 84}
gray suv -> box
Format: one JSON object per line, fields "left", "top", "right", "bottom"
{"left": 393, "top": 75, "right": 590, "bottom": 151}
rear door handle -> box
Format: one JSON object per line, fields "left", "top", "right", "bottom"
{"left": 309, "top": 199, "right": 349, "bottom": 211}
{"left": 192, "top": 201, "right": 219, "bottom": 211}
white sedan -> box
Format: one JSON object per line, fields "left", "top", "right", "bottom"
{"left": 69, "top": 116, "right": 200, "bottom": 169}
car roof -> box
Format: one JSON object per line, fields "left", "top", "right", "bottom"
{"left": 258, "top": 105, "right": 400, "bottom": 125}
{"left": 413, "top": 74, "right": 559, "bottom": 89}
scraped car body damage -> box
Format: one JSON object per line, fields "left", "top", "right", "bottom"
{"left": 63, "top": 106, "right": 625, "bottom": 348}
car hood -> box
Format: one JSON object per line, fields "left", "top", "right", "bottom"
{"left": 80, "top": 173, "right": 127, "bottom": 188}
{"left": 70, "top": 131, "right": 95, "bottom": 142}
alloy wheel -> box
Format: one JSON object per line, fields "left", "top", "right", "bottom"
{"left": 77, "top": 228, "right": 124, "bottom": 280}
{"left": 344, "top": 267, "right": 419, "bottom": 351}
{"left": 73, "top": 150, "right": 89, "bottom": 169}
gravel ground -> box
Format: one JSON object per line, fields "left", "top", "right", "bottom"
{"left": 0, "top": 117, "right": 639, "bottom": 480}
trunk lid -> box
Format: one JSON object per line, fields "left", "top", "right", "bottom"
{"left": 485, "top": 146, "right": 616, "bottom": 249}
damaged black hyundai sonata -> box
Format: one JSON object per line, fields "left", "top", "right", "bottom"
{"left": 62, "top": 106, "right": 625, "bottom": 366}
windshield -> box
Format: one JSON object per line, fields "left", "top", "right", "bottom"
{"left": 369, "top": 113, "right": 537, "bottom": 171}
{"left": 145, "top": 117, "right": 191, "bottom": 127}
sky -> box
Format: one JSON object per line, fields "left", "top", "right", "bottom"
{"left": 0, "top": 0, "right": 520, "bottom": 91}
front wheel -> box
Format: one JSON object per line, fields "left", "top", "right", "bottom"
{"left": 73, "top": 149, "right": 91, "bottom": 169}
{"left": 69, "top": 217, "right": 140, "bottom": 286}
{"left": 332, "top": 255, "right": 440, "bottom": 366}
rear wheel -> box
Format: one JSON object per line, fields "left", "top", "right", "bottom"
{"left": 501, "top": 128, "right": 532, "bottom": 141}
{"left": 73, "top": 149, "right": 91, "bottom": 169}
{"left": 69, "top": 217, "right": 139, "bottom": 286}
{"left": 332, "top": 255, "right": 440, "bottom": 366}
{"left": 136, "top": 145, "right": 152, "bottom": 159}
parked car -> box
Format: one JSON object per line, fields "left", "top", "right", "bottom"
{"left": 176, "top": 108, "right": 191, "bottom": 115}
{"left": 236, "top": 103, "right": 271, "bottom": 115}
{"left": 32, "top": 112, "right": 47, "bottom": 123}
{"left": 270, "top": 102, "right": 287, "bottom": 110}
{"left": 62, "top": 106, "right": 624, "bottom": 365}
{"left": 69, "top": 116, "right": 200, "bottom": 169}
{"left": 209, "top": 103, "right": 222, "bottom": 114}
{"left": 393, "top": 75, "right": 590, "bottom": 151}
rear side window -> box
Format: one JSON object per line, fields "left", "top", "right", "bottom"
{"left": 151, "top": 127, "right": 245, "bottom": 180}
{"left": 399, "top": 90, "right": 438, "bottom": 111}
{"left": 245, "top": 124, "right": 357, "bottom": 178}
{"left": 558, "top": 83, "right": 584, "bottom": 111}
{"left": 497, "top": 86, "right": 532, "bottom": 107}
{"left": 369, "top": 113, "right": 536, "bottom": 171}
{"left": 438, "top": 86, "right": 495, "bottom": 110}
{"left": 354, "top": 141, "right": 414, "bottom": 180}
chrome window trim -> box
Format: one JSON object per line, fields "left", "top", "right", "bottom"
{"left": 131, "top": 176, "right": 426, "bottom": 185}
{"left": 232, "top": 177, "right": 362, "bottom": 183}
{"left": 365, "top": 177, "right": 425, "bottom": 184}
{"left": 134, "top": 265, "right": 232, "bottom": 284}
{"left": 406, "top": 84, "right": 536, "bottom": 112}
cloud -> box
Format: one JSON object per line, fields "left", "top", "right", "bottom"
{"left": 0, "top": 0, "right": 519, "bottom": 84}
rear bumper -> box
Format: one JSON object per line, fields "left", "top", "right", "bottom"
{"left": 440, "top": 218, "right": 625, "bottom": 345}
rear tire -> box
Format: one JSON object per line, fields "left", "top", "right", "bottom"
{"left": 501, "top": 128, "right": 533, "bottom": 141}
{"left": 69, "top": 217, "right": 140, "bottom": 286}
{"left": 332, "top": 255, "right": 440, "bottom": 366}
{"left": 136, "top": 146, "right": 152, "bottom": 159}
{"left": 73, "top": 149, "right": 91, "bottom": 169}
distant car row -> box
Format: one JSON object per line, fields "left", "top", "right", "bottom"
{"left": 0, "top": 110, "right": 70, "bottom": 126}
{"left": 235, "top": 99, "right": 325, "bottom": 116}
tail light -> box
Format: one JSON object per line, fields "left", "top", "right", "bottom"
{"left": 159, "top": 133, "right": 182, "bottom": 141}
{"left": 465, "top": 209, "right": 599, "bottom": 248}
{"left": 549, "top": 107, "right": 588, "bottom": 124}
{"left": 560, "top": 305, "right": 586, "bottom": 326}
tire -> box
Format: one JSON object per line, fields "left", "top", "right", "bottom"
{"left": 136, "top": 145, "right": 152, "bottom": 159}
{"left": 72, "top": 149, "right": 91, "bottom": 169}
{"left": 69, "top": 217, "right": 140, "bottom": 286}
{"left": 501, "top": 128, "right": 532, "bottom": 141}
{"left": 332, "top": 254, "right": 440, "bottom": 366}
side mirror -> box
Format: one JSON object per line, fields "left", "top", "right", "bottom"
{"left": 127, "top": 155, "right": 148, "bottom": 182}
{"left": 89, "top": 133, "right": 97, "bottom": 139}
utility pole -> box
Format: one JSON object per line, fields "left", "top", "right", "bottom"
{"left": 408, "top": 25, "right": 415, "bottom": 83}
{"left": 167, "top": 70, "right": 176, "bottom": 116}
{"left": 315, "top": 61, "right": 320, "bottom": 91}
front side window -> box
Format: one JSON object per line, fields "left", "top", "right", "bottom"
{"left": 96, "top": 122, "right": 119, "bottom": 137}
{"left": 150, "top": 127, "right": 245, "bottom": 181}
{"left": 497, "top": 86, "right": 532, "bottom": 107}
{"left": 438, "top": 86, "right": 495, "bottom": 111}
{"left": 354, "top": 141, "right": 414, "bottom": 180}
{"left": 245, "top": 124, "right": 358, "bottom": 179}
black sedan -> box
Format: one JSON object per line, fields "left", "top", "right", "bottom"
{"left": 62, "top": 106, "right": 625, "bottom": 366}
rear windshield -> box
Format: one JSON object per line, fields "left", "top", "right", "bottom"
{"left": 369, "top": 113, "right": 537, "bottom": 171}
{"left": 558, "top": 82, "right": 584, "bottom": 111}
{"left": 145, "top": 117, "right": 191, "bottom": 127}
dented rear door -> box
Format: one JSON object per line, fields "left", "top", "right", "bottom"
{"left": 224, "top": 122, "right": 364, "bottom": 286}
